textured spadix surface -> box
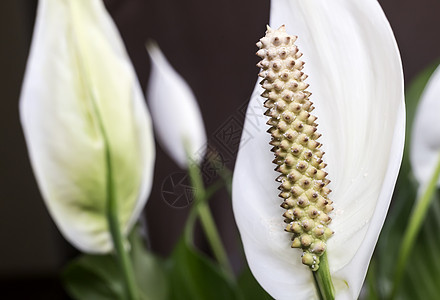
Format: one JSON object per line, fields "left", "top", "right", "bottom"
{"left": 257, "top": 26, "right": 334, "bottom": 271}
{"left": 20, "top": 0, "right": 155, "bottom": 253}
{"left": 411, "top": 65, "right": 440, "bottom": 187}
{"left": 232, "top": 0, "right": 405, "bottom": 299}
{"left": 146, "top": 42, "right": 207, "bottom": 168}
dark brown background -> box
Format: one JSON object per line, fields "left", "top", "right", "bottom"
{"left": 1, "top": 0, "right": 439, "bottom": 298}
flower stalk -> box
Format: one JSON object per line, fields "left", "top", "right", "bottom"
{"left": 313, "top": 253, "right": 335, "bottom": 300}
{"left": 88, "top": 76, "right": 139, "bottom": 300}
{"left": 106, "top": 158, "right": 140, "bottom": 300}
{"left": 186, "top": 147, "right": 234, "bottom": 279}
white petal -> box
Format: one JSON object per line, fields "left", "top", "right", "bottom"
{"left": 410, "top": 65, "right": 440, "bottom": 187}
{"left": 19, "top": 0, "right": 155, "bottom": 253}
{"left": 233, "top": 0, "right": 405, "bottom": 299}
{"left": 146, "top": 42, "right": 207, "bottom": 168}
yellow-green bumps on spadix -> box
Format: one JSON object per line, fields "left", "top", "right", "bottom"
{"left": 257, "top": 25, "right": 334, "bottom": 271}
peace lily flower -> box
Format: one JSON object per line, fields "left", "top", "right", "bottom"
{"left": 233, "top": 0, "right": 405, "bottom": 299}
{"left": 410, "top": 65, "right": 440, "bottom": 189}
{"left": 20, "top": 0, "right": 155, "bottom": 253}
{"left": 146, "top": 42, "right": 207, "bottom": 168}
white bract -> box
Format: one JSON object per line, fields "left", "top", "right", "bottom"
{"left": 411, "top": 65, "right": 440, "bottom": 188}
{"left": 20, "top": 0, "right": 155, "bottom": 253}
{"left": 233, "top": 0, "right": 405, "bottom": 299}
{"left": 146, "top": 42, "right": 207, "bottom": 168}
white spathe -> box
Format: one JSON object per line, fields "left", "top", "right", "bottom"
{"left": 232, "top": 0, "right": 405, "bottom": 299}
{"left": 411, "top": 65, "right": 440, "bottom": 187}
{"left": 20, "top": 0, "right": 155, "bottom": 253}
{"left": 146, "top": 42, "right": 207, "bottom": 169}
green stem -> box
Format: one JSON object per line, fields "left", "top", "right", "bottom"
{"left": 183, "top": 180, "right": 223, "bottom": 242}
{"left": 198, "top": 201, "right": 234, "bottom": 276}
{"left": 100, "top": 118, "right": 139, "bottom": 300}
{"left": 313, "top": 253, "right": 335, "bottom": 300}
{"left": 68, "top": 3, "right": 139, "bottom": 297}
{"left": 390, "top": 151, "right": 440, "bottom": 299}
{"left": 206, "top": 148, "right": 233, "bottom": 197}
{"left": 90, "top": 88, "right": 139, "bottom": 300}
{"left": 106, "top": 182, "right": 139, "bottom": 300}
{"left": 186, "top": 157, "right": 234, "bottom": 279}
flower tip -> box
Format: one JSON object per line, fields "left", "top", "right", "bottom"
{"left": 146, "top": 40, "right": 207, "bottom": 169}
{"left": 265, "top": 24, "right": 273, "bottom": 33}
{"left": 145, "top": 39, "right": 161, "bottom": 62}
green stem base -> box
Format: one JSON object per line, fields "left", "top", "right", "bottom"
{"left": 313, "top": 253, "right": 335, "bottom": 300}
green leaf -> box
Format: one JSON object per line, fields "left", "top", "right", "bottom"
{"left": 63, "top": 227, "right": 168, "bottom": 300}
{"left": 237, "top": 265, "right": 273, "bottom": 300}
{"left": 166, "top": 238, "right": 237, "bottom": 300}
{"left": 129, "top": 230, "right": 168, "bottom": 300}
{"left": 130, "top": 229, "right": 168, "bottom": 300}
{"left": 63, "top": 254, "right": 125, "bottom": 300}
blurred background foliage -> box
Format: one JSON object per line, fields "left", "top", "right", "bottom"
{"left": 366, "top": 61, "right": 440, "bottom": 300}
{"left": 1, "top": 0, "right": 440, "bottom": 299}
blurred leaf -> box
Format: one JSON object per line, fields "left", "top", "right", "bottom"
{"left": 395, "top": 190, "right": 440, "bottom": 299}
{"left": 130, "top": 229, "right": 168, "bottom": 300}
{"left": 166, "top": 238, "right": 237, "bottom": 300}
{"left": 237, "top": 265, "right": 273, "bottom": 300}
{"left": 63, "top": 254, "right": 125, "bottom": 299}
{"left": 366, "top": 62, "right": 440, "bottom": 299}
{"left": 63, "top": 226, "right": 168, "bottom": 300}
